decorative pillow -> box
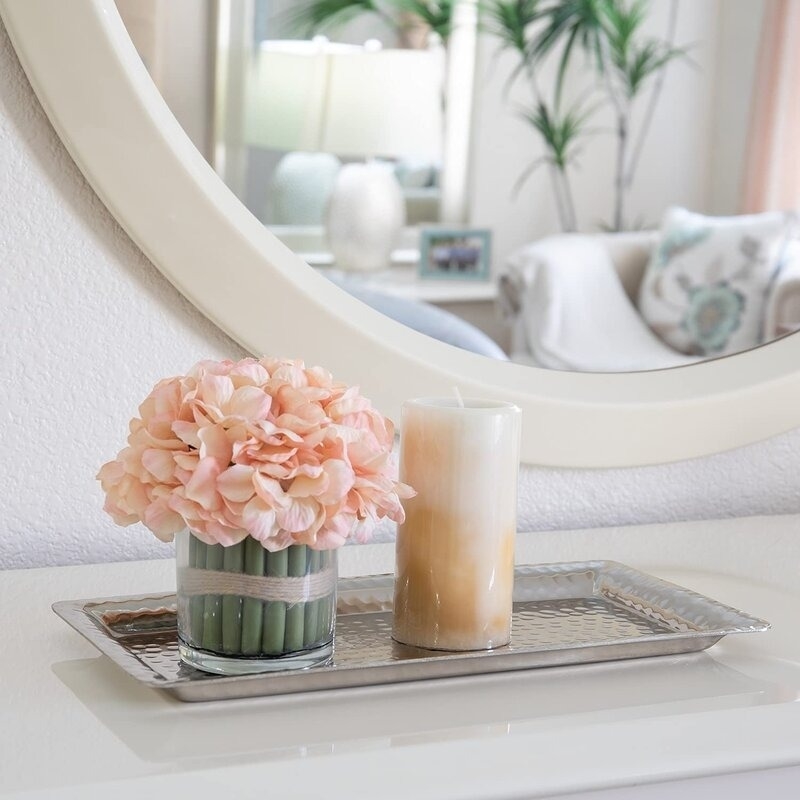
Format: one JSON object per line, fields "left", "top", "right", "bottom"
{"left": 637, "top": 207, "right": 796, "bottom": 357}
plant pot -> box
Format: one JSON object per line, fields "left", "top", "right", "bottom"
{"left": 175, "top": 530, "right": 337, "bottom": 675}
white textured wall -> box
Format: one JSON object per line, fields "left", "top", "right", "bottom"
{"left": 1, "top": 21, "right": 799, "bottom": 570}
{"left": 0, "top": 22, "right": 247, "bottom": 569}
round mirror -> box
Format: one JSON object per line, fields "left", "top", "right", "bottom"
{"left": 5, "top": 0, "right": 800, "bottom": 467}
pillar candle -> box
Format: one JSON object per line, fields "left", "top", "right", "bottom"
{"left": 393, "top": 398, "right": 522, "bottom": 651}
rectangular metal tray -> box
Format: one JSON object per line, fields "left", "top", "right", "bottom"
{"left": 52, "top": 560, "right": 769, "bottom": 702}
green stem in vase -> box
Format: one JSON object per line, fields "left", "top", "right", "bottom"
{"left": 284, "top": 545, "right": 307, "bottom": 652}
{"left": 241, "top": 537, "right": 265, "bottom": 655}
{"left": 304, "top": 549, "right": 321, "bottom": 648}
{"left": 202, "top": 543, "right": 225, "bottom": 653}
{"left": 262, "top": 548, "right": 288, "bottom": 655}
{"left": 221, "top": 540, "right": 245, "bottom": 654}
{"left": 189, "top": 534, "right": 206, "bottom": 647}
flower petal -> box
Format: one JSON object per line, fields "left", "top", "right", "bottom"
{"left": 172, "top": 420, "right": 201, "bottom": 448}
{"left": 318, "top": 459, "right": 355, "bottom": 505}
{"left": 97, "top": 459, "right": 125, "bottom": 490}
{"left": 253, "top": 471, "right": 289, "bottom": 508}
{"left": 228, "top": 385, "right": 271, "bottom": 420}
{"left": 141, "top": 449, "right": 176, "bottom": 483}
{"left": 229, "top": 360, "right": 270, "bottom": 386}
{"left": 198, "top": 425, "right": 232, "bottom": 465}
{"left": 287, "top": 472, "right": 327, "bottom": 499}
{"left": 203, "top": 521, "right": 249, "bottom": 547}
{"left": 184, "top": 457, "right": 222, "bottom": 510}
{"left": 143, "top": 498, "right": 184, "bottom": 541}
{"left": 241, "top": 497, "right": 278, "bottom": 542}
{"left": 217, "top": 464, "right": 255, "bottom": 503}
{"left": 199, "top": 374, "right": 234, "bottom": 409}
{"left": 276, "top": 497, "right": 319, "bottom": 533}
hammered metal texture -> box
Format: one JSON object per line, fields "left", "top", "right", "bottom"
{"left": 129, "top": 635, "right": 204, "bottom": 683}
{"left": 52, "top": 561, "right": 769, "bottom": 702}
{"left": 513, "top": 597, "right": 667, "bottom": 646}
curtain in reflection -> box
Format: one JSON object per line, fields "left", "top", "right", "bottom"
{"left": 742, "top": 0, "right": 800, "bottom": 212}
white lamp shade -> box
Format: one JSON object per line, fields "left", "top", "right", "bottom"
{"left": 244, "top": 40, "right": 354, "bottom": 152}
{"left": 244, "top": 40, "right": 443, "bottom": 161}
{"left": 322, "top": 48, "right": 443, "bottom": 160}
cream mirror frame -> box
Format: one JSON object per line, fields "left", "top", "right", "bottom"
{"left": 4, "top": 0, "right": 800, "bottom": 468}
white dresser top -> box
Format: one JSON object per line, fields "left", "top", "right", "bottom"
{"left": 3, "top": 514, "right": 800, "bottom": 799}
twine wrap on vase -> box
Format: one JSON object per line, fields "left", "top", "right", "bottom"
{"left": 177, "top": 565, "right": 336, "bottom": 605}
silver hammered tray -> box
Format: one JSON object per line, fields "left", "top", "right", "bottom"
{"left": 52, "top": 561, "right": 769, "bottom": 702}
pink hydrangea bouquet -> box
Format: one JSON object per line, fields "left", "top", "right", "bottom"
{"left": 98, "top": 357, "right": 413, "bottom": 674}
{"left": 98, "top": 356, "right": 413, "bottom": 549}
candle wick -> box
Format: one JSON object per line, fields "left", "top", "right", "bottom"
{"left": 452, "top": 387, "right": 465, "bottom": 408}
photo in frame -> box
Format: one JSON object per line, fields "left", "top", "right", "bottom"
{"left": 419, "top": 228, "right": 492, "bottom": 281}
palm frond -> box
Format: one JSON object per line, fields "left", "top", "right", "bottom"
{"left": 602, "top": 0, "right": 647, "bottom": 69}
{"left": 485, "top": 0, "right": 543, "bottom": 57}
{"left": 597, "top": 1, "right": 690, "bottom": 98}
{"left": 553, "top": 23, "right": 580, "bottom": 107}
{"left": 530, "top": 0, "right": 613, "bottom": 65}
{"left": 621, "top": 40, "right": 687, "bottom": 96}
{"left": 518, "top": 97, "right": 596, "bottom": 170}
{"left": 526, "top": 0, "right": 618, "bottom": 108}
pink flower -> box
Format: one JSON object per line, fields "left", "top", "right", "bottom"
{"left": 97, "top": 358, "right": 414, "bottom": 549}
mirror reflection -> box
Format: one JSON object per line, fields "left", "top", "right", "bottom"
{"left": 116, "top": 0, "right": 800, "bottom": 372}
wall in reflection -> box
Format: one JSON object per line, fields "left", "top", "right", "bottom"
{"left": 116, "top": 0, "right": 215, "bottom": 159}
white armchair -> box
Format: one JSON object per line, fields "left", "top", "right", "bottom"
{"left": 500, "top": 231, "right": 799, "bottom": 372}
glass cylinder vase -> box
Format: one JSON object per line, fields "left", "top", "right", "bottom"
{"left": 176, "top": 530, "right": 337, "bottom": 675}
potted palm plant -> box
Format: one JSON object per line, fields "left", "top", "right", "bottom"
{"left": 488, "top": 0, "right": 688, "bottom": 232}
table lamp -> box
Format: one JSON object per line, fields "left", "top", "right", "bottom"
{"left": 246, "top": 38, "right": 443, "bottom": 271}
{"left": 322, "top": 43, "right": 443, "bottom": 271}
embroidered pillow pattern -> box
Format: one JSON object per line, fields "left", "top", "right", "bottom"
{"left": 637, "top": 208, "right": 795, "bottom": 357}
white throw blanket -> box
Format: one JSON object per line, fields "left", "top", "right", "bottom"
{"left": 501, "top": 236, "right": 698, "bottom": 372}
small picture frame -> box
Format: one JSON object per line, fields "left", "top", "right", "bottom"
{"left": 419, "top": 228, "right": 491, "bottom": 281}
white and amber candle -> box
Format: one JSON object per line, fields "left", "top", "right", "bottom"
{"left": 392, "top": 398, "right": 522, "bottom": 651}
